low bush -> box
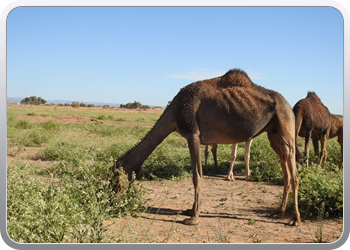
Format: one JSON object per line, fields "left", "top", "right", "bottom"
{"left": 40, "top": 120, "right": 60, "bottom": 131}
{"left": 14, "top": 119, "right": 33, "bottom": 129}
{"left": 7, "top": 161, "right": 145, "bottom": 243}
{"left": 296, "top": 164, "right": 343, "bottom": 217}
{"left": 19, "top": 130, "right": 50, "bottom": 147}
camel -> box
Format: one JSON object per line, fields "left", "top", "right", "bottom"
{"left": 293, "top": 92, "right": 331, "bottom": 167}
{"left": 112, "top": 69, "right": 301, "bottom": 226}
{"left": 312, "top": 114, "right": 343, "bottom": 168}
{"left": 204, "top": 139, "right": 253, "bottom": 181}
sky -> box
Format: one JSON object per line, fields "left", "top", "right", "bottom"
{"left": 6, "top": 6, "right": 344, "bottom": 114}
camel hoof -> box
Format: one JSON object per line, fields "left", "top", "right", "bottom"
{"left": 182, "top": 217, "right": 199, "bottom": 226}
{"left": 245, "top": 176, "right": 252, "bottom": 181}
{"left": 289, "top": 218, "right": 302, "bottom": 226}
{"left": 226, "top": 174, "right": 235, "bottom": 181}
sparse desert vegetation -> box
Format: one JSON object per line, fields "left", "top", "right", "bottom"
{"left": 6, "top": 103, "right": 343, "bottom": 243}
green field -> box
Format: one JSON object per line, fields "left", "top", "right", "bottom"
{"left": 6, "top": 104, "right": 343, "bottom": 243}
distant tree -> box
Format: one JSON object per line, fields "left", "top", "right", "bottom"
{"left": 79, "top": 103, "right": 87, "bottom": 107}
{"left": 120, "top": 101, "right": 149, "bottom": 109}
{"left": 20, "top": 96, "right": 47, "bottom": 105}
{"left": 71, "top": 102, "right": 80, "bottom": 108}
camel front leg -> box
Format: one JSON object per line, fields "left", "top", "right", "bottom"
{"left": 183, "top": 135, "right": 202, "bottom": 225}
{"left": 226, "top": 143, "right": 238, "bottom": 181}
{"left": 244, "top": 139, "right": 253, "bottom": 180}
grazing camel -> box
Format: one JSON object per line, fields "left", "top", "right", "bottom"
{"left": 204, "top": 139, "right": 253, "bottom": 181}
{"left": 312, "top": 114, "right": 343, "bottom": 168}
{"left": 293, "top": 92, "right": 331, "bottom": 167}
{"left": 112, "top": 69, "right": 301, "bottom": 226}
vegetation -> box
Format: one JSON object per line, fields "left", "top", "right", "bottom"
{"left": 20, "top": 96, "right": 47, "bottom": 105}
{"left": 120, "top": 101, "right": 150, "bottom": 109}
{"left": 6, "top": 104, "right": 343, "bottom": 243}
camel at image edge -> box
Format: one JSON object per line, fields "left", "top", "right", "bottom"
{"left": 293, "top": 92, "right": 331, "bottom": 167}
{"left": 112, "top": 69, "right": 301, "bottom": 226}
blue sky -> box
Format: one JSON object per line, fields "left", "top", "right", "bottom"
{"left": 7, "top": 7, "right": 343, "bottom": 114}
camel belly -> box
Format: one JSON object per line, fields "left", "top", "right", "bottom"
{"left": 200, "top": 133, "right": 246, "bottom": 145}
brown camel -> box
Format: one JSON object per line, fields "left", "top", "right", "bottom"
{"left": 293, "top": 92, "right": 331, "bottom": 167}
{"left": 204, "top": 139, "right": 253, "bottom": 181}
{"left": 112, "top": 69, "right": 301, "bottom": 226}
{"left": 312, "top": 114, "right": 343, "bottom": 168}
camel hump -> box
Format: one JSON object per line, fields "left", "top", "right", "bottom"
{"left": 220, "top": 68, "right": 253, "bottom": 87}
{"left": 306, "top": 91, "right": 321, "bottom": 101}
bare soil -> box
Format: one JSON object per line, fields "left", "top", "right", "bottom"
{"left": 8, "top": 106, "right": 344, "bottom": 244}
{"left": 105, "top": 175, "right": 343, "bottom": 243}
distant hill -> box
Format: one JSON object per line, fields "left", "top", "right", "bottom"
{"left": 6, "top": 97, "right": 163, "bottom": 108}
{"left": 7, "top": 96, "right": 122, "bottom": 107}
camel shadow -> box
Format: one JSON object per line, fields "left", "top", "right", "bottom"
{"left": 143, "top": 206, "right": 290, "bottom": 226}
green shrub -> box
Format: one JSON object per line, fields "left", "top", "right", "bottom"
{"left": 40, "top": 141, "right": 84, "bottom": 164}
{"left": 20, "top": 130, "right": 49, "bottom": 147}
{"left": 7, "top": 161, "right": 145, "bottom": 243}
{"left": 249, "top": 134, "right": 283, "bottom": 184}
{"left": 40, "top": 120, "right": 60, "bottom": 131}
{"left": 14, "top": 119, "right": 33, "bottom": 129}
{"left": 296, "top": 164, "right": 343, "bottom": 217}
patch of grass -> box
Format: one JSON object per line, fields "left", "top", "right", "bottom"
{"left": 40, "top": 140, "right": 85, "bottom": 164}
{"left": 19, "top": 130, "right": 50, "bottom": 147}
{"left": 14, "top": 119, "right": 33, "bottom": 129}
{"left": 39, "top": 120, "right": 60, "bottom": 131}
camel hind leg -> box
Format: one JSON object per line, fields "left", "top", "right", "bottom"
{"left": 304, "top": 131, "right": 312, "bottom": 167}
{"left": 244, "top": 139, "right": 253, "bottom": 180}
{"left": 204, "top": 145, "right": 209, "bottom": 175}
{"left": 319, "top": 124, "right": 331, "bottom": 166}
{"left": 204, "top": 144, "right": 218, "bottom": 175}
{"left": 267, "top": 131, "right": 301, "bottom": 226}
{"left": 226, "top": 143, "right": 238, "bottom": 181}
{"left": 211, "top": 144, "right": 219, "bottom": 173}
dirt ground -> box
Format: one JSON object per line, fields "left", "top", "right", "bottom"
{"left": 105, "top": 174, "right": 343, "bottom": 243}
{"left": 8, "top": 106, "right": 344, "bottom": 244}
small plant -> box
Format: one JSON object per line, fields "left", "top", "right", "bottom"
{"left": 248, "top": 219, "right": 256, "bottom": 225}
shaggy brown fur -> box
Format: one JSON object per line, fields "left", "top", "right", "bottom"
{"left": 113, "top": 69, "right": 301, "bottom": 226}
{"left": 293, "top": 92, "right": 331, "bottom": 167}
{"left": 312, "top": 114, "right": 343, "bottom": 168}
{"left": 204, "top": 140, "right": 253, "bottom": 181}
